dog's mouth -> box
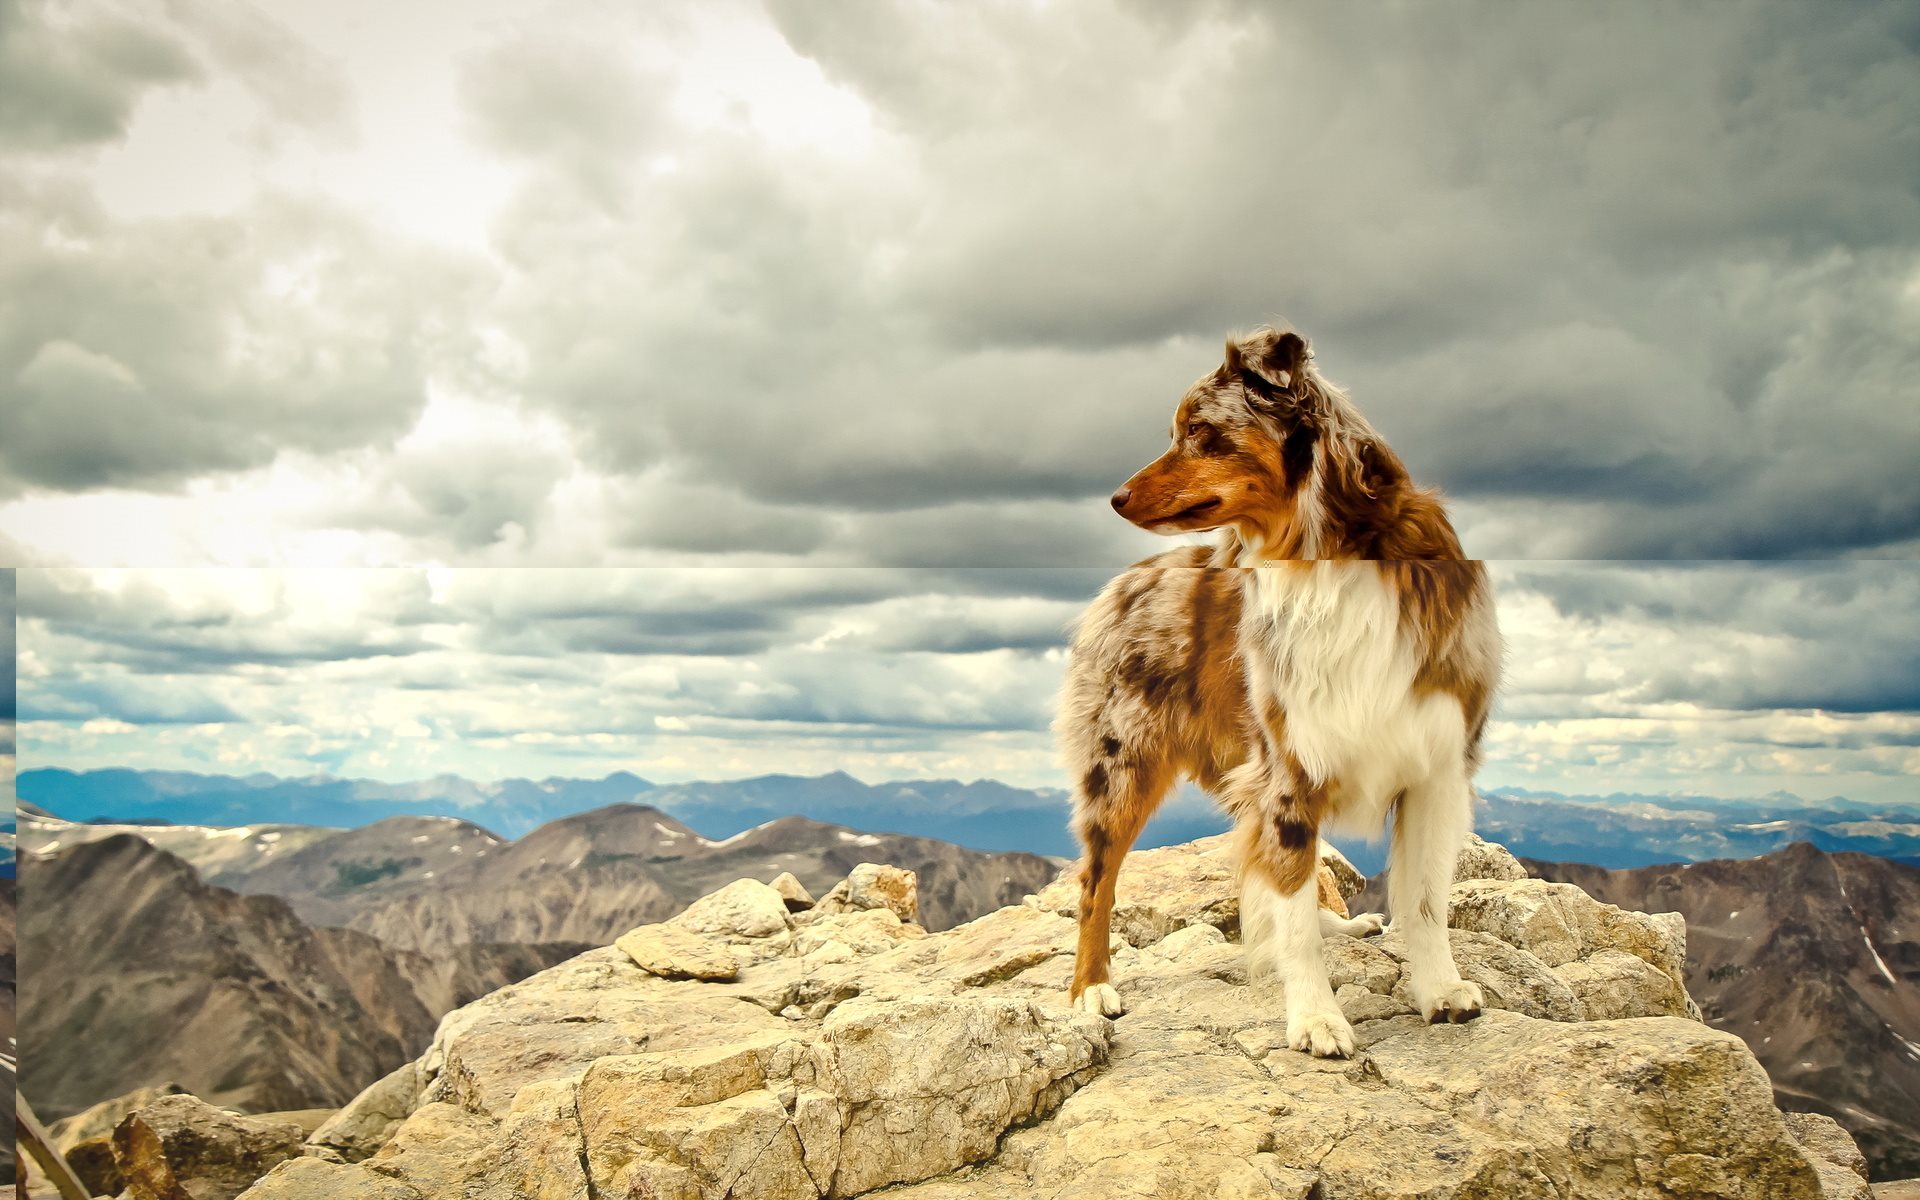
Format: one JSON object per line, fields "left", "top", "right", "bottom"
{"left": 1146, "top": 497, "right": 1221, "bottom": 529}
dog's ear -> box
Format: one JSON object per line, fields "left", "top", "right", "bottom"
{"left": 1228, "top": 327, "right": 1310, "bottom": 399}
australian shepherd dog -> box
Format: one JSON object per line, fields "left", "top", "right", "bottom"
{"left": 1056, "top": 325, "right": 1501, "bottom": 1058}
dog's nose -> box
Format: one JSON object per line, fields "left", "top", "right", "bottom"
{"left": 1110, "top": 487, "right": 1132, "bottom": 512}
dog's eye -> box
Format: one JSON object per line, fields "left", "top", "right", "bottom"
{"left": 1185, "top": 422, "right": 1205, "bottom": 440}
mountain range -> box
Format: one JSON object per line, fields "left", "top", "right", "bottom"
{"left": 17, "top": 767, "right": 1920, "bottom": 870}
{"left": 16, "top": 834, "right": 584, "bottom": 1120}
{"left": 1528, "top": 845, "right": 1920, "bottom": 1180}
{"left": 14, "top": 793, "right": 1067, "bottom": 1124}
{"left": 18, "top": 799, "right": 1061, "bottom": 949}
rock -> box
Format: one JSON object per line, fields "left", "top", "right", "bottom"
{"left": 671, "top": 878, "right": 795, "bottom": 940}
{"left": 1454, "top": 831, "right": 1528, "bottom": 881}
{"left": 1447, "top": 877, "right": 1692, "bottom": 1006}
{"left": 770, "top": 871, "right": 816, "bottom": 911}
{"left": 365, "top": 1103, "right": 495, "bottom": 1198}
{"left": 1553, "top": 946, "right": 1694, "bottom": 1020}
{"left": 1382, "top": 928, "right": 1584, "bottom": 1022}
{"left": 486, "top": 1078, "right": 593, "bottom": 1200}
{"left": 309, "top": 1062, "right": 419, "bottom": 1163}
{"left": 813, "top": 863, "right": 920, "bottom": 925}
{"left": 1317, "top": 839, "right": 1367, "bottom": 900}
{"left": 65, "top": 1133, "right": 123, "bottom": 1198}
{"left": 815, "top": 997, "right": 1106, "bottom": 1196}
{"left": 792, "top": 907, "right": 924, "bottom": 959}
{"left": 313, "top": 842, "right": 1841, "bottom": 1199}
{"left": 249, "top": 1110, "right": 336, "bottom": 1136}
{"left": 571, "top": 997, "right": 1107, "bottom": 1199}
{"left": 113, "top": 1095, "right": 306, "bottom": 1200}
{"left": 1315, "top": 861, "right": 1350, "bottom": 916}
{"left": 49, "top": 1082, "right": 190, "bottom": 1153}
{"left": 616, "top": 922, "right": 740, "bottom": 981}
{"left": 1026, "top": 835, "right": 1242, "bottom": 945}
{"left": 1781, "top": 1113, "right": 1873, "bottom": 1190}
{"left": 237, "top": 1157, "right": 423, "bottom": 1199}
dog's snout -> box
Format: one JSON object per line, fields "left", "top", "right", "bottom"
{"left": 1110, "top": 486, "right": 1132, "bottom": 512}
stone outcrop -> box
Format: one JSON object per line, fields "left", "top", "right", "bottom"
{"left": 113, "top": 1094, "right": 306, "bottom": 1200}
{"left": 809, "top": 862, "right": 920, "bottom": 924}
{"left": 208, "top": 835, "right": 1873, "bottom": 1200}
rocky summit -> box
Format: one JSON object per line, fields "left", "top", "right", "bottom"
{"left": 69, "top": 834, "right": 1876, "bottom": 1200}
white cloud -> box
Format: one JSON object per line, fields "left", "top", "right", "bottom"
{"left": 1, "top": 0, "right": 1913, "bottom": 565}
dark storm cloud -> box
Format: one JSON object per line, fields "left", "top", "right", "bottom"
{"left": 17, "top": 569, "right": 440, "bottom": 671}
{"left": 473, "top": 0, "right": 1919, "bottom": 559}
{"left": 1508, "top": 561, "right": 1920, "bottom": 713}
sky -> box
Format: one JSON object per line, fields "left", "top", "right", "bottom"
{"left": 2, "top": 0, "right": 1918, "bottom": 566}
{"left": 15, "top": 562, "right": 1920, "bottom": 809}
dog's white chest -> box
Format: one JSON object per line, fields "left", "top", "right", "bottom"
{"left": 1245, "top": 563, "right": 1457, "bottom": 815}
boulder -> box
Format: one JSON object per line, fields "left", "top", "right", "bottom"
{"left": 670, "top": 878, "right": 795, "bottom": 940}
{"left": 309, "top": 1062, "right": 419, "bottom": 1164}
{"left": 615, "top": 922, "right": 740, "bottom": 981}
{"left": 64, "top": 1133, "right": 123, "bottom": 1198}
{"left": 1455, "top": 831, "right": 1529, "bottom": 881}
{"left": 771, "top": 871, "right": 817, "bottom": 911}
{"left": 49, "top": 1082, "right": 190, "bottom": 1152}
{"left": 1448, "top": 878, "right": 1689, "bottom": 991}
{"left": 1784, "top": 1111, "right": 1873, "bottom": 1200}
{"left": 113, "top": 1095, "right": 305, "bottom": 1200}
{"left": 812, "top": 863, "right": 920, "bottom": 925}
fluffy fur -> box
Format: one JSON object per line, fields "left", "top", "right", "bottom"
{"left": 1057, "top": 326, "right": 1501, "bottom": 1055}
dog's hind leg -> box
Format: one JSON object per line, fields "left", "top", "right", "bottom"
{"left": 1391, "top": 772, "right": 1483, "bottom": 1024}
{"left": 1069, "top": 753, "right": 1172, "bottom": 1017}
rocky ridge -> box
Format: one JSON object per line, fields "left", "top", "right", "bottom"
{"left": 62, "top": 834, "right": 1878, "bottom": 1200}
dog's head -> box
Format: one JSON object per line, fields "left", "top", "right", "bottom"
{"left": 1109, "top": 326, "right": 1324, "bottom": 543}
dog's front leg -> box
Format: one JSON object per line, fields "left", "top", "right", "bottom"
{"left": 1391, "top": 774, "right": 1483, "bottom": 1024}
{"left": 1230, "top": 762, "right": 1352, "bottom": 1058}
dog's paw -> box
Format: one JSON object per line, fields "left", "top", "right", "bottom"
{"left": 1349, "top": 911, "right": 1385, "bottom": 938}
{"left": 1417, "top": 979, "right": 1484, "bottom": 1025}
{"left": 1287, "top": 1006, "right": 1356, "bottom": 1058}
{"left": 1072, "top": 983, "right": 1126, "bottom": 1017}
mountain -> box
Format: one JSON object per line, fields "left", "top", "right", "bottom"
{"left": 1, "top": 877, "right": 14, "bottom": 1187}
{"left": 13, "top": 768, "right": 657, "bottom": 839}
{"left": 1527, "top": 844, "right": 1920, "bottom": 1180}
{"left": 20, "top": 802, "right": 1064, "bottom": 956}
{"left": 16, "top": 836, "right": 584, "bottom": 1120}
{"left": 1478, "top": 788, "right": 1920, "bottom": 870}
{"left": 20, "top": 769, "right": 1920, "bottom": 871}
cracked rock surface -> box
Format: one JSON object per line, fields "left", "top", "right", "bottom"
{"left": 236, "top": 835, "right": 1869, "bottom": 1200}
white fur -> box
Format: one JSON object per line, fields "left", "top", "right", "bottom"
{"left": 1073, "top": 983, "right": 1125, "bottom": 1017}
{"left": 1244, "top": 869, "right": 1353, "bottom": 1057}
{"left": 1246, "top": 562, "right": 1468, "bottom": 825}
{"left": 1237, "top": 560, "right": 1482, "bottom": 1040}
{"left": 1321, "top": 909, "right": 1385, "bottom": 938}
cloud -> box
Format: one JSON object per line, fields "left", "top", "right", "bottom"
{"left": 0, "top": 177, "right": 487, "bottom": 496}
{"left": 0, "top": 0, "right": 1915, "bottom": 563}
{"left": 0, "top": 0, "right": 201, "bottom": 151}
{"left": 1503, "top": 562, "right": 1920, "bottom": 713}
{"left": 16, "top": 562, "right": 1920, "bottom": 808}
{"left": 1, "top": 566, "right": 13, "bottom": 721}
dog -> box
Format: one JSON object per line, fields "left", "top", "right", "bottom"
{"left": 1055, "top": 325, "right": 1501, "bottom": 1058}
